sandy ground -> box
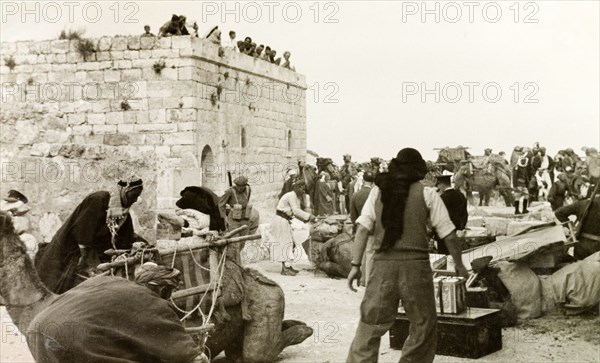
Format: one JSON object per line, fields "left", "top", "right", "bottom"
{"left": 4, "top": 255, "right": 598, "bottom": 363}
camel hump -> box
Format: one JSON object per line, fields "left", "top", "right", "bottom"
{"left": 26, "top": 276, "right": 201, "bottom": 363}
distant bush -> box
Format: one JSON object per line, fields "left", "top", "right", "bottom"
{"left": 59, "top": 29, "right": 84, "bottom": 40}
{"left": 76, "top": 39, "right": 96, "bottom": 61}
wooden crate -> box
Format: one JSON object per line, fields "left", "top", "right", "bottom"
{"left": 390, "top": 307, "right": 502, "bottom": 359}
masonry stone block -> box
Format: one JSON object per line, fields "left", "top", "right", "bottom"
{"left": 104, "top": 70, "right": 121, "bottom": 82}
{"left": 105, "top": 112, "right": 124, "bottom": 125}
{"left": 77, "top": 62, "right": 101, "bottom": 71}
{"left": 127, "top": 36, "right": 141, "bottom": 50}
{"left": 124, "top": 50, "right": 140, "bottom": 60}
{"left": 149, "top": 109, "right": 166, "bottom": 123}
{"left": 104, "top": 134, "right": 129, "bottom": 146}
{"left": 87, "top": 113, "right": 105, "bottom": 125}
{"left": 121, "top": 69, "right": 142, "bottom": 81}
{"left": 118, "top": 124, "right": 135, "bottom": 133}
{"left": 167, "top": 108, "right": 196, "bottom": 122}
{"left": 134, "top": 123, "right": 177, "bottom": 132}
{"left": 140, "top": 37, "right": 156, "bottom": 50}
{"left": 32, "top": 64, "right": 52, "bottom": 73}
{"left": 171, "top": 36, "right": 192, "bottom": 49}
{"left": 112, "top": 37, "right": 128, "bottom": 51}
{"left": 132, "top": 59, "right": 155, "bottom": 68}
{"left": 139, "top": 50, "right": 153, "bottom": 59}
{"left": 122, "top": 112, "right": 136, "bottom": 125}
{"left": 113, "top": 60, "right": 132, "bottom": 69}
{"left": 162, "top": 97, "right": 182, "bottom": 108}
{"left": 163, "top": 132, "right": 194, "bottom": 145}
{"left": 151, "top": 49, "right": 179, "bottom": 59}
{"left": 146, "top": 134, "right": 162, "bottom": 145}
{"left": 135, "top": 111, "right": 149, "bottom": 124}
{"left": 93, "top": 125, "right": 117, "bottom": 134}
{"left": 110, "top": 51, "right": 124, "bottom": 60}
{"left": 98, "top": 37, "right": 112, "bottom": 51}
{"left": 160, "top": 67, "right": 178, "bottom": 80}
{"left": 66, "top": 52, "right": 84, "bottom": 63}
{"left": 157, "top": 37, "right": 171, "bottom": 48}
{"left": 177, "top": 122, "right": 196, "bottom": 131}
{"left": 92, "top": 99, "right": 111, "bottom": 113}
{"left": 67, "top": 113, "right": 86, "bottom": 126}
{"left": 178, "top": 66, "right": 193, "bottom": 80}
{"left": 72, "top": 125, "right": 93, "bottom": 135}
{"left": 147, "top": 97, "right": 164, "bottom": 109}
{"left": 95, "top": 51, "right": 111, "bottom": 61}
{"left": 87, "top": 71, "right": 104, "bottom": 83}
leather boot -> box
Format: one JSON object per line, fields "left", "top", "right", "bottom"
{"left": 522, "top": 200, "right": 529, "bottom": 214}
{"left": 281, "top": 264, "right": 298, "bottom": 276}
{"left": 514, "top": 201, "right": 520, "bottom": 215}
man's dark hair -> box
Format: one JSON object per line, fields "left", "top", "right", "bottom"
{"left": 375, "top": 148, "right": 427, "bottom": 251}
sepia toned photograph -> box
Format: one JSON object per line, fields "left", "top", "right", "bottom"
{"left": 1, "top": 1, "right": 599, "bottom": 362}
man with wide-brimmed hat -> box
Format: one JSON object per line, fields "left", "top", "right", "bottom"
{"left": 35, "top": 175, "right": 145, "bottom": 294}
{"left": 346, "top": 148, "right": 468, "bottom": 363}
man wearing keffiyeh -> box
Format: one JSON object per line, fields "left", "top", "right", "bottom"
{"left": 346, "top": 148, "right": 469, "bottom": 363}
{"left": 35, "top": 175, "right": 146, "bottom": 294}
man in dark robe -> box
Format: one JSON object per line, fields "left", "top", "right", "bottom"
{"left": 548, "top": 173, "right": 570, "bottom": 211}
{"left": 35, "top": 177, "right": 145, "bottom": 294}
{"left": 434, "top": 175, "right": 468, "bottom": 254}
{"left": 555, "top": 193, "right": 600, "bottom": 259}
{"left": 314, "top": 172, "right": 335, "bottom": 216}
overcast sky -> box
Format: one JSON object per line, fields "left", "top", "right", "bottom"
{"left": 2, "top": 1, "right": 598, "bottom": 163}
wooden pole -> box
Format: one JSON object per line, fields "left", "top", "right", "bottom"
{"left": 157, "top": 233, "right": 261, "bottom": 256}
{"left": 171, "top": 283, "right": 214, "bottom": 300}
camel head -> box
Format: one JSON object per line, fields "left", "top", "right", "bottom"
{"left": 0, "top": 210, "right": 55, "bottom": 326}
{"left": 0, "top": 210, "right": 27, "bottom": 271}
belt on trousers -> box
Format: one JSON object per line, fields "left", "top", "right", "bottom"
{"left": 276, "top": 210, "right": 293, "bottom": 221}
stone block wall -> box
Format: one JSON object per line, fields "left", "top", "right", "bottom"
{"left": 1, "top": 35, "right": 307, "bottom": 240}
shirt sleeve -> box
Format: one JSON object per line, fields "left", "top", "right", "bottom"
{"left": 289, "top": 194, "right": 310, "bottom": 221}
{"left": 424, "top": 187, "right": 455, "bottom": 240}
{"left": 356, "top": 187, "right": 378, "bottom": 232}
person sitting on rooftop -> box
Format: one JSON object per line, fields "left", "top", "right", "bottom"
{"left": 261, "top": 46, "right": 272, "bottom": 61}
{"left": 205, "top": 26, "right": 221, "bottom": 45}
{"left": 245, "top": 42, "right": 257, "bottom": 56}
{"left": 142, "top": 25, "right": 154, "bottom": 37}
{"left": 253, "top": 44, "right": 264, "bottom": 58}
{"left": 158, "top": 14, "right": 189, "bottom": 37}
{"left": 237, "top": 36, "right": 252, "bottom": 53}
{"left": 281, "top": 51, "right": 296, "bottom": 71}
{"left": 270, "top": 49, "right": 281, "bottom": 65}
{"left": 223, "top": 30, "right": 238, "bottom": 51}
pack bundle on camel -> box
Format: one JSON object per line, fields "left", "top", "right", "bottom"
{"left": 96, "top": 222, "right": 314, "bottom": 362}
{"left": 0, "top": 211, "right": 203, "bottom": 363}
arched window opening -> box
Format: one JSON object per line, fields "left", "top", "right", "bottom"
{"left": 241, "top": 128, "right": 247, "bottom": 148}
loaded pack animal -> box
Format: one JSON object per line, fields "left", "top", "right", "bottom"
{"left": 436, "top": 147, "right": 514, "bottom": 206}
{"left": 0, "top": 210, "right": 203, "bottom": 363}
{"left": 99, "top": 186, "right": 312, "bottom": 362}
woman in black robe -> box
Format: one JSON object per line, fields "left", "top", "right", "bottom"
{"left": 35, "top": 177, "right": 144, "bottom": 294}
